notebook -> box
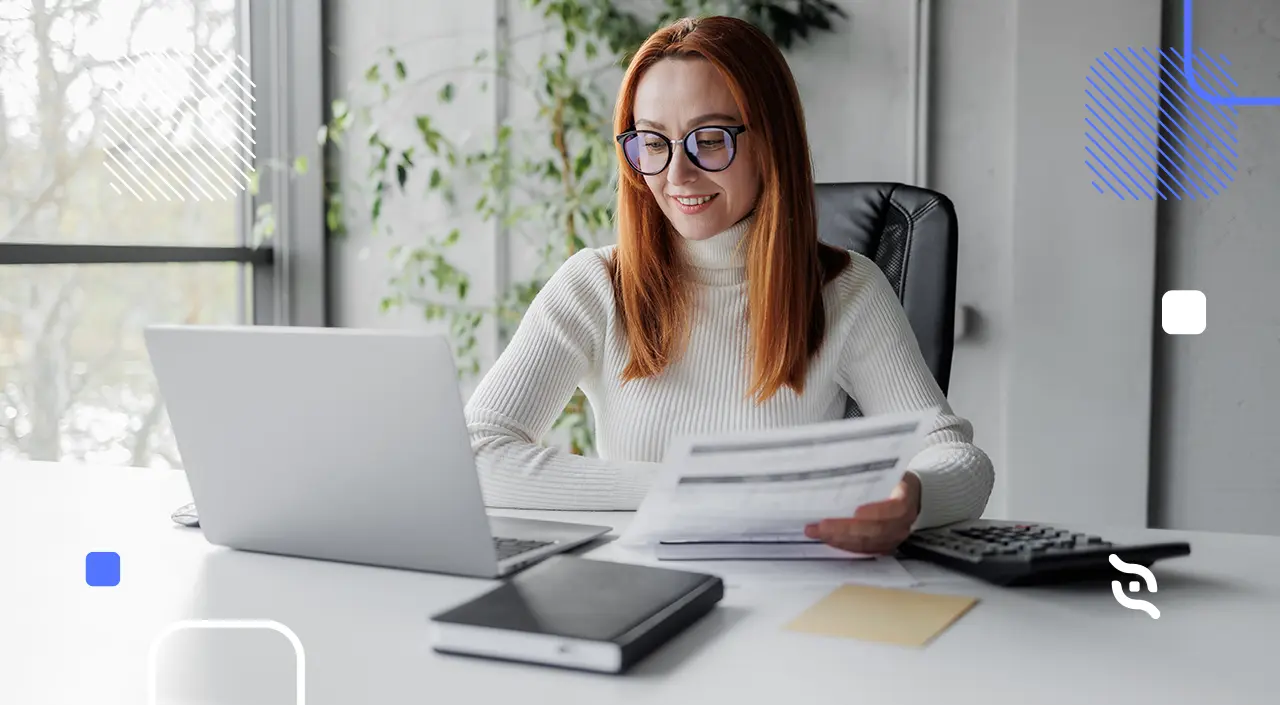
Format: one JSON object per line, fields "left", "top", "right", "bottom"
{"left": 428, "top": 555, "right": 724, "bottom": 673}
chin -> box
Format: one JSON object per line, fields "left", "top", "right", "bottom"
{"left": 667, "top": 212, "right": 729, "bottom": 241}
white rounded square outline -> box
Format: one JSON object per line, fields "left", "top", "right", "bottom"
{"left": 148, "top": 619, "right": 305, "bottom": 705}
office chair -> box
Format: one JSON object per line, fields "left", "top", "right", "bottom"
{"left": 814, "top": 182, "right": 958, "bottom": 413}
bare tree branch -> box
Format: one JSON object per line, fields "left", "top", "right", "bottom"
{"left": 128, "top": 388, "right": 167, "bottom": 467}
{"left": 0, "top": 386, "right": 21, "bottom": 442}
{"left": 156, "top": 445, "right": 182, "bottom": 469}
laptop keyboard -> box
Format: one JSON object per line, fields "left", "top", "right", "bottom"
{"left": 493, "top": 536, "right": 554, "bottom": 561}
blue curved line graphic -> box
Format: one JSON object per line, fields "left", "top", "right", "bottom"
{"left": 1183, "top": 0, "right": 1280, "bottom": 106}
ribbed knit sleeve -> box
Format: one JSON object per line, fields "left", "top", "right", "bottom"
{"left": 834, "top": 254, "right": 995, "bottom": 529}
{"left": 464, "top": 249, "right": 659, "bottom": 510}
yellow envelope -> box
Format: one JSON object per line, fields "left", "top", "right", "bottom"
{"left": 785, "top": 584, "right": 978, "bottom": 647}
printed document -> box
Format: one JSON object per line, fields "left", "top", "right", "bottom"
{"left": 622, "top": 407, "right": 938, "bottom": 559}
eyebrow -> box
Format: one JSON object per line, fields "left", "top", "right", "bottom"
{"left": 634, "top": 112, "right": 740, "bottom": 131}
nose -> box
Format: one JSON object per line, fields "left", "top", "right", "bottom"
{"left": 666, "top": 142, "right": 698, "bottom": 186}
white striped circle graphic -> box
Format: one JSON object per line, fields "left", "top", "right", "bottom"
{"left": 102, "top": 49, "right": 256, "bottom": 201}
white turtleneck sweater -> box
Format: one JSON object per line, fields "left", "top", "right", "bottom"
{"left": 464, "top": 215, "right": 994, "bottom": 529}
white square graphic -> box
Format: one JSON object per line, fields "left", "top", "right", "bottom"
{"left": 149, "top": 619, "right": 305, "bottom": 705}
{"left": 1161, "top": 290, "right": 1206, "bottom": 335}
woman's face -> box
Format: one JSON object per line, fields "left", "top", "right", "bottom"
{"left": 630, "top": 57, "right": 761, "bottom": 241}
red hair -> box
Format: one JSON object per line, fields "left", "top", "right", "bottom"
{"left": 610, "top": 16, "right": 849, "bottom": 402}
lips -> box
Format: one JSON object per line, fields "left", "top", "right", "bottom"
{"left": 670, "top": 193, "right": 718, "bottom": 215}
{"left": 671, "top": 194, "right": 715, "bottom": 206}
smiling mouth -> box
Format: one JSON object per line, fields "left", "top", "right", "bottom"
{"left": 671, "top": 194, "right": 717, "bottom": 206}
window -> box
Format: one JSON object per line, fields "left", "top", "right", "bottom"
{"left": 0, "top": 0, "right": 324, "bottom": 469}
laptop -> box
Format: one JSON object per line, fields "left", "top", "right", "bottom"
{"left": 144, "top": 324, "right": 611, "bottom": 578}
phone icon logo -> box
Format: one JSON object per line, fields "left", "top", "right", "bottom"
{"left": 1109, "top": 554, "right": 1160, "bottom": 619}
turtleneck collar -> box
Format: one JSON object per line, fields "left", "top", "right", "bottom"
{"left": 678, "top": 212, "right": 754, "bottom": 286}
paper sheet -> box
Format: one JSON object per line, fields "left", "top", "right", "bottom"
{"left": 705, "top": 557, "right": 919, "bottom": 589}
{"left": 591, "top": 542, "right": 919, "bottom": 589}
{"left": 652, "top": 538, "right": 868, "bottom": 560}
{"left": 785, "top": 584, "right": 978, "bottom": 646}
{"left": 622, "top": 407, "right": 938, "bottom": 556}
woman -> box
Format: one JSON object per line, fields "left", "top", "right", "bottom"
{"left": 464, "top": 16, "right": 994, "bottom": 555}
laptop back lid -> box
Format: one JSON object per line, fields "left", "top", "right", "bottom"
{"left": 145, "top": 325, "right": 499, "bottom": 577}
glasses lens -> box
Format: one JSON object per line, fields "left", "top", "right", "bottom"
{"left": 622, "top": 132, "right": 670, "bottom": 175}
{"left": 685, "top": 127, "right": 735, "bottom": 171}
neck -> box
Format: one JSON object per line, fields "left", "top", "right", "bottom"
{"left": 678, "top": 212, "right": 754, "bottom": 286}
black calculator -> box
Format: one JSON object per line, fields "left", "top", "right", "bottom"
{"left": 899, "top": 519, "right": 1191, "bottom": 586}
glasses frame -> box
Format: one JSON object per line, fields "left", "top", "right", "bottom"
{"left": 615, "top": 124, "right": 748, "bottom": 175}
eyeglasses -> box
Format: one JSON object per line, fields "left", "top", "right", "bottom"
{"left": 615, "top": 125, "right": 748, "bottom": 176}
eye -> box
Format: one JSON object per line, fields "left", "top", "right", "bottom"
{"left": 643, "top": 138, "right": 666, "bottom": 153}
{"left": 693, "top": 131, "right": 726, "bottom": 150}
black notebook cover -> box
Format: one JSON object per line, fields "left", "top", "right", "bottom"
{"left": 428, "top": 555, "right": 724, "bottom": 672}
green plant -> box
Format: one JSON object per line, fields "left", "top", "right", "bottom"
{"left": 319, "top": 0, "right": 846, "bottom": 455}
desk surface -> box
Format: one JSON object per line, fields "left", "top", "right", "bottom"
{"left": 2, "top": 461, "right": 1275, "bottom": 705}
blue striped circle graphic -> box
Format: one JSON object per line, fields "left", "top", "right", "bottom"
{"left": 1086, "top": 47, "right": 1239, "bottom": 200}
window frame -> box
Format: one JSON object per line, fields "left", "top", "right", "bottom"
{"left": 0, "top": 0, "right": 327, "bottom": 328}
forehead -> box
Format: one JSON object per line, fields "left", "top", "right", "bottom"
{"left": 632, "top": 57, "right": 740, "bottom": 129}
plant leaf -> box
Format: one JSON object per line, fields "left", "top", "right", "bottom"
{"left": 416, "top": 116, "right": 441, "bottom": 154}
{"left": 438, "top": 82, "right": 455, "bottom": 104}
{"left": 573, "top": 149, "right": 591, "bottom": 180}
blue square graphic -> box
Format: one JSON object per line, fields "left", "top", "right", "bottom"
{"left": 86, "top": 552, "right": 121, "bottom": 587}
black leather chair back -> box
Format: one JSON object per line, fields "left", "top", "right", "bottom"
{"left": 815, "top": 182, "right": 958, "bottom": 396}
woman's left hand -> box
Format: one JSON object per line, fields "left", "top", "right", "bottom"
{"left": 804, "top": 472, "right": 922, "bottom": 555}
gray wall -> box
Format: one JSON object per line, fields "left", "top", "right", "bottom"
{"left": 928, "top": 0, "right": 1016, "bottom": 522}
{"left": 324, "top": 0, "right": 502, "bottom": 397}
{"left": 1151, "top": 0, "right": 1280, "bottom": 535}
{"left": 932, "top": 0, "right": 1161, "bottom": 527}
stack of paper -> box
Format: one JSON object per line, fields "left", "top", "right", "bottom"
{"left": 621, "top": 407, "right": 938, "bottom": 561}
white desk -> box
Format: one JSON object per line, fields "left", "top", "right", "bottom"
{"left": 2, "top": 462, "right": 1276, "bottom": 705}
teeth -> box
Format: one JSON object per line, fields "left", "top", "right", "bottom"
{"left": 675, "top": 195, "right": 713, "bottom": 206}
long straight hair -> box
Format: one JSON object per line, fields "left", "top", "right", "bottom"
{"left": 611, "top": 16, "right": 849, "bottom": 403}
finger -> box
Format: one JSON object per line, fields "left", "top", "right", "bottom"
{"left": 816, "top": 517, "right": 889, "bottom": 542}
{"left": 824, "top": 531, "right": 908, "bottom": 556}
{"left": 812, "top": 518, "right": 912, "bottom": 553}
{"left": 853, "top": 497, "right": 909, "bottom": 521}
